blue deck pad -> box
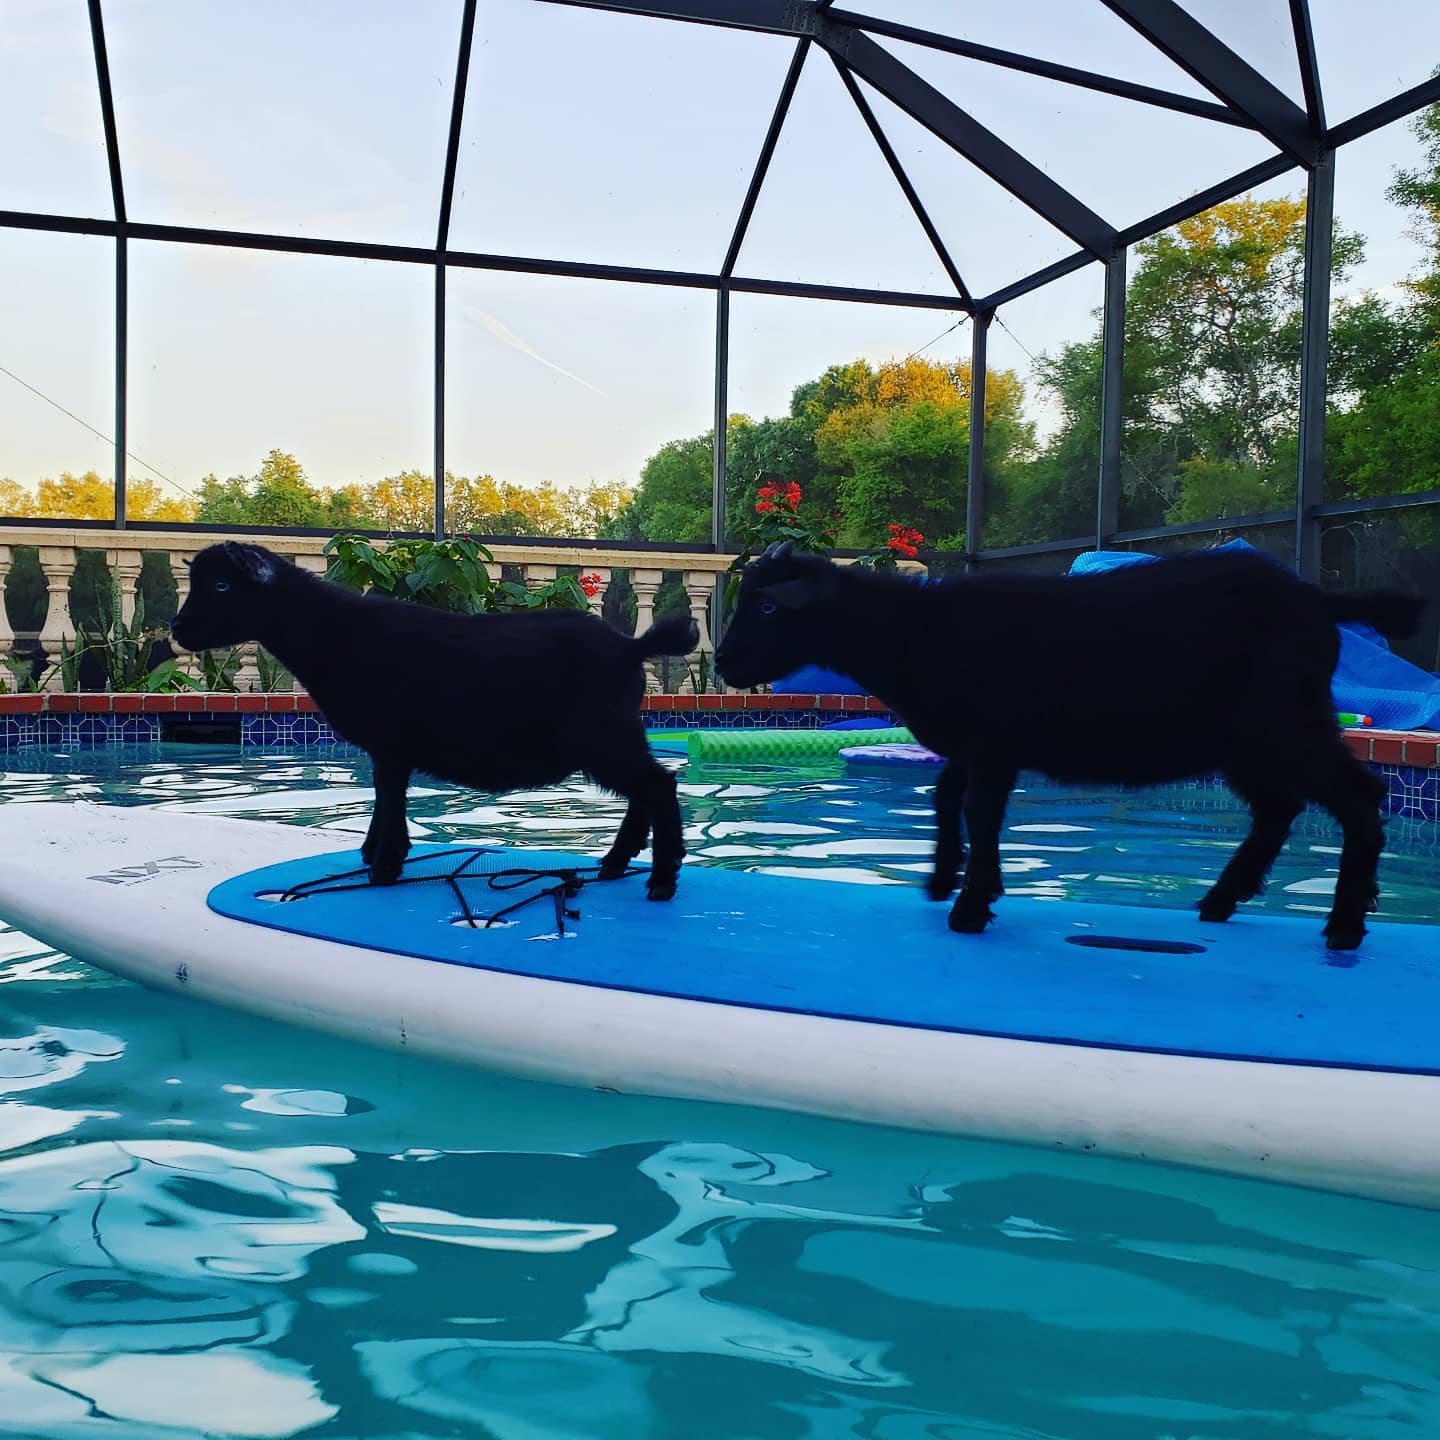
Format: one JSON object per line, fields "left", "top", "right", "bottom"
{"left": 208, "top": 845, "right": 1440, "bottom": 1076}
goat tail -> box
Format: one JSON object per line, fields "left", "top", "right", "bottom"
{"left": 1327, "top": 589, "right": 1426, "bottom": 638}
{"left": 632, "top": 612, "right": 700, "bottom": 659}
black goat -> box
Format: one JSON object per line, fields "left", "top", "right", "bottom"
{"left": 715, "top": 542, "right": 1424, "bottom": 949}
{"left": 172, "top": 542, "right": 697, "bottom": 899}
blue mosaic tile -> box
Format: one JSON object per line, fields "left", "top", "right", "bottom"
{"left": 0, "top": 717, "right": 41, "bottom": 752}
{"left": 241, "top": 714, "right": 338, "bottom": 747}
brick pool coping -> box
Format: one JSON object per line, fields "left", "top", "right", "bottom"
{"left": 0, "top": 691, "right": 1435, "bottom": 769}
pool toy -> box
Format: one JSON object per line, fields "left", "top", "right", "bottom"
{"left": 686, "top": 725, "right": 912, "bottom": 763}
{"left": 0, "top": 803, "right": 1435, "bottom": 1211}
{"left": 839, "top": 742, "right": 943, "bottom": 769}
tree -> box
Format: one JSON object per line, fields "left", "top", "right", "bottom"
{"left": 0, "top": 471, "right": 197, "bottom": 521}
{"left": 1001, "top": 195, "right": 1368, "bottom": 542}
{"left": 619, "top": 356, "right": 1032, "bottom": 550}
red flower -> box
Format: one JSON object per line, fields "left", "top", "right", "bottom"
{"left": 755, "top": 499, "right": 775, "bottom": 513}
{"left": 757, "top": 483, "right": 779, "bottom": 499}
{"left": 785, "top": 482, "right": 802, "bottom": 506}
{"left": 579, "top": 572, "right": 603, "bottom": 598}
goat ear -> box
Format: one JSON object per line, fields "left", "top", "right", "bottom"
{"left": 762, "top": 576, "right": 823, "bottom": 610}
{"left": 222, "top": 541, "right": 276, "bottom": 585}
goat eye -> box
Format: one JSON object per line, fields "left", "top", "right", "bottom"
{"left": 760, "top": 601, "right": 777, "bottom": 616}
{"left": 214, "top": 580, "right": 230, "bottom": 594}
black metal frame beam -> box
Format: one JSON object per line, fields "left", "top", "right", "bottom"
{"left": 1100, "top": 0, "right": 1319, "bottom": 163}
{"left": 0, "top": 210, "right": 970, "bottom": 311}
{"left": 712, "top": 286, "right": 729, "bottom": 553}
{"left": 965, "top": 310, "right": 990, "bottom": 569}
{"left": 432, "top": 0, "right": 479, "bottom": 539}
{"left": 819, "top": 28, "right": 1116, "bottom": 257}
{"left": 1096, "top": 248, "right": 1126, "bottom": 545}
{"left": 538, "top": 0, "right": 1116, "bottom": 256}
{"left": 723, "top": 39, "right": 807, "bottom": 279}
{"left": 829, "top": 53, "right": 972, "bottom": 306}
{"left": 977, "top": 151, "right": 1301, "bottom": 311}
{"left": 1326, "top": 72, "right": 1440, "bottom": 149}
{"left": 1295, "top": 151, "right": 1334, "bottom": 580}
{"left": 8, "top": 0, "right": 1438, "bottom": 567}
{"left": 87, "top": 0, "right": 127, "bottom": 528}
{"left": 1289, "top": 0, "right": 1326, "bottom": 136}
{"left": 827, "top": 8, "right": 1251, "bottom": 129}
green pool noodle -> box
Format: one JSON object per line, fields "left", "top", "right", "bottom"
{"left": 686, "top": 725, "right": 913, "bottom": 762}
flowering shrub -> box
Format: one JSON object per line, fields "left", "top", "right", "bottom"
{"left": 853, "top": 522, "right": 925, "bottom": 572}
{"left": 725, "top": 475, "right": 839, "bottom": 618}
{"left": 887, "top": 523, "right": 924, "bottom": 559}
{"left": 579, "top": 572, "right": 604, "bottom": 599}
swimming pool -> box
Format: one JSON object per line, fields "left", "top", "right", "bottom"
{"left": 1, "top": 745, "right": 1437, "bottom": 1438}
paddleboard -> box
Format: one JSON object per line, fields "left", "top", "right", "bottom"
{"left": 0, "top": 802, "right": 1435, "bottom": 1208}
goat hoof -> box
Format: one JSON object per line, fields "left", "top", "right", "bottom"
{"left": 925, "top": 876, "right": 957, "bottom": 901}
{"left": 1324, "top": 923, "right": 1365, "bottom": 951}
{"left": 597, "top": 859, "right": 629, "bottom": 881}
{"left": 368, "top": 861, "right": 404, "bottom": 886}
{"left": 1197, "top": 895, "right": 1237, "bottom": 924}
{"left": 645, "top": 878, "right": 677, "bottom": 902}
{"left": 947, "top": 905, "right": 993, "bottom": 935}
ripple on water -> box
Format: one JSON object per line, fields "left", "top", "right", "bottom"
{"left": 0, "top": 745, "right": 1435, "bottom": 1438}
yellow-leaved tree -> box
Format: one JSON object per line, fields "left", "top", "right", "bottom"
{"left": 0, "top": 471, "right": 197, "bottom": 522}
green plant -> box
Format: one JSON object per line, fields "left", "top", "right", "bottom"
{"left": 853, "top": 523, "right": 925, "bottom": 573}
{"left": 324, "top": 534, "right": 595, "bottom": 615}
{"left": 63, "top": 578, "right": 200, "bottom": 693}
{"left": 685, "top": 649, "right": 711, "bottom": 696}
{"left": 57, "top": 635, "right": 85, "bottom": 693}
{"left": 724, "top": 476, "right": 839, "bottom": 620}
{"left": 197, "top": 647, "right": 244, "bottom": 692}
{"left": 255, "top": 647, "right": 292, "bottom": 692}
{"left": 2, "top": 654, "right": 39, "bottom": 694}
{"left": 489, "top": 573, "right": 593, "bottom": 612}
{"left": 325, "top": 533, "right": 498, "bottom": 614}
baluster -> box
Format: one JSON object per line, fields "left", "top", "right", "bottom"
{"left": 681, "top": 571, "right": 716, "bottom": 696}
{"left": 169, "top": 549, "right": 192, "bottom": 611}
{"left": 36, "top": 546, "right": 79, "bottom": 690}
{"left": 107, "top": 548, "right": 143, "bottom": 628}
{"left": 0, "top": 546, "right": 12, "bottom": 682}
{"left": 579, "top": 565, "right": 611, "bottom": 616}
{"left": 630, "top": 568, "right": 663, "bottom": 693}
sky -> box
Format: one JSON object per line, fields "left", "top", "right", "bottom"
{"left": 1, "top": 0, "right": 1438, "bottom": 506}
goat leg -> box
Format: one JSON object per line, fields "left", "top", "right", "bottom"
{"left": 598, "top": 797, "right": 651, "bottom": 882}
{"left": 1198, "top": 779, "right": 1302, "bottom": 925}
{"left": 1318, "top": 762, "right": 1386, "bottom": 952}
{"left": 641, "top": 766, "right": 684, "bottom": 902}
{"left": 946, "top": 762, "right": 1015, "bottom": 935}
{"left": 926, "top": 759, "right": 968, "bottom": 900}
{"left": 366, "top": 756, "right": 413, "bottom": 886}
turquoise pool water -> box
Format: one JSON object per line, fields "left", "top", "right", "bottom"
{"left": 0, "top": 745, "right": 1437, "bottom": 1439}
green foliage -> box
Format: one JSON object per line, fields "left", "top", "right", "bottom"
{"left": 255, "top": 648, "right": 292, "bottom": 693}
{"left": 57, "top": 635, "right": 84, "bottom": 694}
{"left": 323, "top": 534, "right": 592, "bottom": 615}
{"left": 325, "top": 534, "right": 498, "bottom": 614}
{"left": 195, "top": 450, "right": 354, "bottom": 529}
{"left": 63, "top": 579, "right": 200, "bottom": 693}
{"left": 197, "top": 647, "right": 243, "bottom": 692}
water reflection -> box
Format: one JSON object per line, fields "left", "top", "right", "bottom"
{"left": 0, "top": 746, "right": 1438, "bottom": 1435}
{"left": 0, "top": 1099, "right": 1433, "bottom": 1439}
{"left": 2, "top": 746, "right": 1435, "bottom": 922}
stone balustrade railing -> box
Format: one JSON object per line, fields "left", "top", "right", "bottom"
{"left": 0, "top": 526, "right": 737, "bottom": 694}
